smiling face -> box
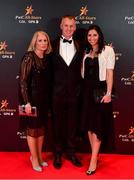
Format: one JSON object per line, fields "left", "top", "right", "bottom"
{"left": 87, "top": 29, "right": 99, "bottom": 48}
{"left": 60, "top": 17, "right": 76, "bottom": 39}
{"left": 35, "top": 33, "right": 48, "bottom": 52}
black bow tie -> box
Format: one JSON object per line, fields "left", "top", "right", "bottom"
{"left": 63, "top": 38, "right": 72, "bottom": 44}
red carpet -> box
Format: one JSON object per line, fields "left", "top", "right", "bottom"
{"left": 0, "top": 152, "right": 133, "bottom": 179}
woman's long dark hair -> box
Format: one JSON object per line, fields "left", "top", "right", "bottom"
{"left": 85, "top": 25, "right": 105, "bottom": 54}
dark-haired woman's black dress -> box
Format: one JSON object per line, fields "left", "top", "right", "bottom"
{"left": 18, "top": 51, "right": 51, "bottom": 137}
{"left": 81, "top": 57, "right": 114, "bottom": 150}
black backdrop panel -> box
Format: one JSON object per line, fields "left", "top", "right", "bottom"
{"left": 0, "top": 0, "right": 134, "bottom": 153}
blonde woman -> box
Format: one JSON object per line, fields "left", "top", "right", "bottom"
{"left": 19, "top": 31, "right": 52, "bottom": 172}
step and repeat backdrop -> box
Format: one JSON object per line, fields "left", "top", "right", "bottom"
{"left": 0, "top": 0, "right": 133, "bottom": 153}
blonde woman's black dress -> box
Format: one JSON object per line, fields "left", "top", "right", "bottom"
{"left": 18, "top": 51, "right": 51, "bottom": 137}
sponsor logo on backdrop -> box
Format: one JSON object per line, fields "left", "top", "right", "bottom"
{"left": 17, "top": 132, "right": 26, "bottom": 139}
{"left": 131, "top": 71, "right": 134, "bottom": 80}
{"left": 115, "top": 52, "right": 122, "bottom": 60}
{"left": 121, "top": 71, "right": 134, "bottom": 86}
{"left": 75, "top": 5, "right": 96, "bottom": 25}
{"left": 0, "top": 99, "right": 16, "bottom": 116}
{"left": 113, "top": 111, "right": 119, "bottom": 118}
{"left": 0, "top": 41, "right": 15, "bottom": 60}
{"left": 119, "top": 126, "right": 134, "bottom": 142}
{"left": 124, "top": 16, "right": 134, "bottom": 24}
{"left": 107, "top": 43, "right": 122, "bottom": 61}
{"left": 15, "top": 5, "right": 42, "bottom": 24}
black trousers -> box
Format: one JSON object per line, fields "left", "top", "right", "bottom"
{"left": 52, "top": 97, "right": 79, "bottom": 156}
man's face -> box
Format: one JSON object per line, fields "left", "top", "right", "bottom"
{"left": 60, "top": 17, "right": 76, "bottom": 39}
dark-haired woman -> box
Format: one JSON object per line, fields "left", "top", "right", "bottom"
{"left": 81, "top": 25, "right": 115, "bottom": 175}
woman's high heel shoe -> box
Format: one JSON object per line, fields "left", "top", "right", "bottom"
{"left": 86, "top": 158, "right": 98, "bottom": 175}
{"left": 30, "top": 156, "right": 42, "bottom": 172}
{"left": 86, "top": 169, "right": 96, "bottom": 175}
{"left": 33, "top": 166, "right": 42, "bottom": 172}
{"left": 40, "top": 161, "right": 48, "bottom": 167}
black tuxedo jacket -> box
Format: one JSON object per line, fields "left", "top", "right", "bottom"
{"left": 51, "top": 37, "right": 83, "bottom": 102}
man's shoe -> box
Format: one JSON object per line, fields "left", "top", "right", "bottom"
{"left": 53, "top": 154, "right": 62, "bottom": 169}
{"left": 68, "top": 155, "right": 82, "bottom": 167}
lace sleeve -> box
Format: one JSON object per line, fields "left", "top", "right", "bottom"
{"left": 19, "top": 52, "right": 33, "bottom": 104}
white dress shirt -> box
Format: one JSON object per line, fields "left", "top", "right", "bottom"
{"left": 59, "top": 36, "right": 76, "bottom": 66}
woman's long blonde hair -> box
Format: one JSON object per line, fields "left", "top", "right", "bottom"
{"left": 28, "top": 31, "right": 52, "bottom": 54}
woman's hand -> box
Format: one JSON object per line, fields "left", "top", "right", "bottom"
{"left": 25, "top": 103, "right": 32, "bottom": 114}
{"left": 101, "top": 94, "right": 111, "bottom": 103}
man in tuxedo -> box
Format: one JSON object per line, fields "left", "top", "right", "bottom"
{"left": 51, "top": 15, "right": 83, "bottom": 169}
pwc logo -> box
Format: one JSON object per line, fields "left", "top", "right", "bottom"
{"left": 121, "top": 71, "right": 134, "bottom": 86}
{"left": 124, "top": 16, "right": 134, "bottom": 25}
{"left": 119, "top": 126, "right": 134, "bottom": 143}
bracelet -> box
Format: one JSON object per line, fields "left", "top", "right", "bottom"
{"left": 25, "top": 102, "right": 31, "bottom": 107}
{"left": 106, "top": 92, "right": 111, "bottom": 96}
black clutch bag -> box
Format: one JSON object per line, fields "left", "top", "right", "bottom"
{"left": 18, "top": 105, "right": 37, "bottom": 117}
{"left": 93, "top": 88, "right": 117, "bottom": 103}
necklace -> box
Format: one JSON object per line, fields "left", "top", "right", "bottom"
{"left": 34, "top": 50, "right": 44, "bottom": 59}
{"left": 89, "top": 49, "right": 98, "bottom": 59}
